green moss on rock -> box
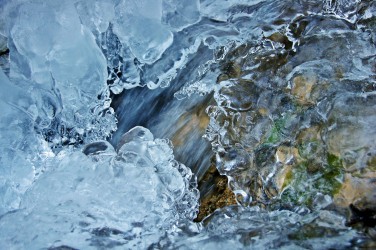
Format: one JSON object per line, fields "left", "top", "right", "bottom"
{"left": 280, "top": 152, "right": 344, "bottom": 208}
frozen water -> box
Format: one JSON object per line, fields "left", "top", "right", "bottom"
{"left": 0, "top": 0, "right": 117, "bottom": 217}
{"left": 0, "top": 69, "right": 49, "bottom": 215}
{"left": 75, "top": 0, "right": 115, "bottom": 34}
{"left": 0, "top": 127, "right": 199, "bottom": 249}
{"left": 113, "top": 0, "right": 173, "bottom": 65}
{"left": 164, "top": 206, "right": 359, "bottom": 249}
{"left": 5, "top": 0, "right": 116, "bottom": 146}
{"left": 162, "top": 0, "right": 201, "bottom": 31}
{"left": 101, "top": 0, "right": 202, "bottom": 92}
{"left": 0, "top": 0, "right": 375, "bottom": 248}
{"left": 111, "top": 0, "right": 202, "bottom": 66}
{"left": 200, "top": 0, "right": 266, "bottom": 22}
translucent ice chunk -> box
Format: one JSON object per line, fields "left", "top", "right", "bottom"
{"left": 7, "top": 0, "right": 116, "bottom": 144}
{"left": 162, "top": 0, "right": 201, "bottom": 31}
{"left": 0, "top": 127, "right": 199, "bottom": 249}
{"left": 0, "top": 69, "right": 46, "bottom": 215}
{"left": 117, "top": 126, "right": 154, "bottom": 148}
{"left": 113, "top": 0, "right": 173, "bottom": 64}
{"left": 75, "top": 0, "right": 115, "bottom": 33}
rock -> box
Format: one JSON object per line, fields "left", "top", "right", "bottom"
{"left": 195, "top": 165, "right": 237, "bottom": 222}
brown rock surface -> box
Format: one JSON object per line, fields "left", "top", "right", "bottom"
{"left": 195, "top": 165, "right": 237, "bottom": 222}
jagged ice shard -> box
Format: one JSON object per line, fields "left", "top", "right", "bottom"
{"left": 0, "top": 0, "right": 376, "bottom": 249}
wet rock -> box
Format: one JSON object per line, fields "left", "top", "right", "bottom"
{"left": 334, "top": 173, "right": 376, "bottom": 218}
{"left": 195, "top": 164, "right": 236, "bottom": 222}
{"left": 203, "top": 9, "right": 376, "bottom": 212}
{"left": 291, "top": 75, "right": 315, "bottom": 105}
{"left": 327, "top": 93, "right": 376, "bottom": 172}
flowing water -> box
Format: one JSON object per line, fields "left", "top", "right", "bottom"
{"left": 0, "top": 0, "right": 375, "bottom": 249}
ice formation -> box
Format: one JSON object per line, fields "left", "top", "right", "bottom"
{"left": 0, "top": 0, "right": 375, "bottom": 248}
{"left": 0, "top": 127, "right": 198, "bottom": 249}
{"left": 2, "top": 0, "right": 117, "bottom": 147}
{"left": 0, "top": 69, "right": 44, "bottom": 215}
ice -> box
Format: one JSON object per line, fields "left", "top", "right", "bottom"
{"left": 0, "top": 69, "right": 45, "bottom": 215}
{"left": 162, "top": 206, "right": 359, "bottom": 249}
{"left": 0, "top": 127, "right": 199, "bottom": 249}
{"left": 0, "top": 0, "right": 117, "bottom": 215}
{"left": 6, "top": 0, "right": 116, "bottom": 145}
{"left": 113, "top": 0, "right": 173, "bottom": 64}
{"left": 200, "top": 0, "right": 265, "bottom": 22}
{"left": 104, "top": 0, "right": 204, "bottom": 92}
{"left": 0, "top": 0, "right": 375, "bottom": 248}
{"left": 162, "top": 0, "right": 201, "bottom": 31}
{"left": 75, "top": 0, "right": 115, "bottom": 34}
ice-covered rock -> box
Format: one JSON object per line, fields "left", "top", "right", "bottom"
{"left": 202, "top": 1, "right": 376, "bottom": 209}
{"left": 161, "top": 206, "right": 360, "bottom": 249}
